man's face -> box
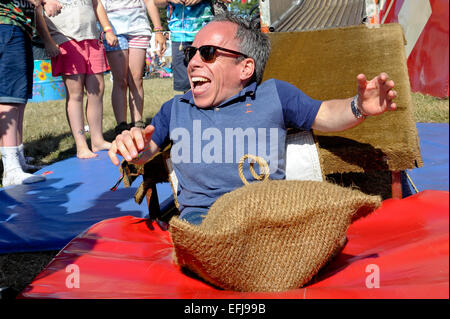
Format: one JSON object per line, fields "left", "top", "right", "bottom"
{"left": 187, "top": 22, "right": 246, "bottom": 108}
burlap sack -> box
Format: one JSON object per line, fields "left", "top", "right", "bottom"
{"left": 169, "top": 180, "right": 381, "bottom": 292}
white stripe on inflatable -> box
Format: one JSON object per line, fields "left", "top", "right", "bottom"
{"left": 397, "top": 0, "right": 432, "bottom": 58}
{"left": 381, "top": 0, "right": 395, "bottom": 24}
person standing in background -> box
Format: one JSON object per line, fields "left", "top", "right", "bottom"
{"left": 39, "top": 0, "right": 117, "bottom": 159}
{"left": 0, "top": 0, "right": 61, "bottom": 186}
{"left": 99, "top": 0, "right": 166, "bottom": 135}
{"left": 153, "top": 0, "right": 231, "bottom": 93}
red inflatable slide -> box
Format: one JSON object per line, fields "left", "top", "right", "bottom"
{"left": 381, "top": 0, "right": 449, "bottom": 98}
{"left": 21, "top": 190, "right": 449, "bottom": 299}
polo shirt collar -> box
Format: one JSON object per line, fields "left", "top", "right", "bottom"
{"left": 180, "top": 81, "right": 258, "bottom": 108}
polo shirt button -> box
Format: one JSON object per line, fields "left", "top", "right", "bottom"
{"left": 215, "top": 108, "right": 219, "bottom": 111}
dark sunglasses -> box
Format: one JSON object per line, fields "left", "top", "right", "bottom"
{"left": 184, "top": 45, "right": 248, "bottom": 66}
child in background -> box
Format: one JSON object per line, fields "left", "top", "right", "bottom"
{"left": 99, "top": 0, "right": 166, "bottom": 135}
{"left": 39, "top": 0, "right": 117, "bottom": 159}
{"left": 0, "top": 0, "right": 57, "bottom": 187}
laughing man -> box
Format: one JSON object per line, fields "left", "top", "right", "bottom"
{"left": 108, "top": 12, "right": 397, "bottom": 225}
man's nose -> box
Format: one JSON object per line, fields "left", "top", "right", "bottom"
{"left": 188, "top": 49, "right": 203, "bottom": 68}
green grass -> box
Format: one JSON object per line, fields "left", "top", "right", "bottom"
{"left": 0, "top": 77, "right": 448, "bottom": 298}
{"left": 411, "top": 92, "right": 449, "bottom": 123}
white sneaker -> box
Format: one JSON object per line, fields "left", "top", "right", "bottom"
{"left": 21, "top": 162, "right": 44, "bottom": 172}
{"left": 2, "top": 168, "right": 46, "bottom": 187}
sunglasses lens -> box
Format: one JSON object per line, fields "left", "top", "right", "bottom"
{"left": 184, "top": 46, "right": 218, "bottom": 66}
{"left": 199, "top": 46, "right": 216, "bottom": 62}
{"left": 184, "top": 47, "right": 196, "bottom": 66}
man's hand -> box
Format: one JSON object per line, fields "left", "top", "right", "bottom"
{"left": 43, "top": 0, "right": 62, "bottom": 17}
{"left": 104, "top": 32, "right": 118, "bottom": 47}
{"left": 313, "top": 72, "right": 398, "bottom": 132}
{"left": 108, "top": 125, "right": 156, "bottom": 166}
{"left": 357, "top": 72, "right": 397, "bottom": 116}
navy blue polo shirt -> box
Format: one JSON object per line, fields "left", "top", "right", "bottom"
{"left": 151, "top": 78, "right": 322, "bottom": 223}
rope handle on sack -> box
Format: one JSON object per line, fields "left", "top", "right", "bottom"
{"left": 238, "top": 154, "right": 270, "bottom": 185}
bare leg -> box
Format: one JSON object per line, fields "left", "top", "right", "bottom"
{"left": 0, "top": 103, "right": 21, "bottom": 147}
{"left": 63, "top": 74, "right": 97, "bottom": 159}
{"left": 15, "top": 104, "right": 41, "bottom": 170}
{"left": 16, "top": 103, "right": 24, "bottom": 146}
{"left": 0, "top": 103, "right": 45, "bottom": 185}
{"left": 127, "top": 47, "right": 146, "bottom": 124}
{"left": 85, "top": 73, "right": 111, "bottom": 152}
{"left": 106, "top": 50, "right": 129, "bottom": 125}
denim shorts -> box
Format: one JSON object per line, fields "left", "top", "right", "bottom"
{"left": 172, "top": 41, "right": 191, "bottom": 92}
{"left": 0, "top": 24, "right": 34, "bottom": 104}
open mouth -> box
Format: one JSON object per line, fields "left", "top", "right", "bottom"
{"left": 191, "top": 76, "right": 211, "bottom": 95}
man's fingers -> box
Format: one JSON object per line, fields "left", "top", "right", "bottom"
{"left": 130, "top": 127, "right": 145, "bottom": 151}
{"left": 387, "top": 100, "right": 397, "bottom": 111}
{"left": 378, "top": 72, "right": 389, "bottom": 83}
{"left": 356, "top": 74, "right": 367, "bottom": 91}
{"left": 116, "top": 138, "right": 134, "bottom": 162}
{"left": 108, "top": 141, "right": 120, "bottom": 166}
{"left": 121, "top": 130, "right": 142, "bottom": 160}
{"left": 388, "top": 89, "right": 397, "bottom": 100}
{"left": 110, "top": 131, "right": 137, "bottom": 162}
{"left": 143, "top": 125, "right": 155, "bottom": 145}
{"left": 385, "top": 79, "right": 395, "bottom": 90}
{"left": 377, "top": 73, "right": 391, "bottom": 91}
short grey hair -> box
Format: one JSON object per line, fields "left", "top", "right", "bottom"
{"left": 212, "top": 12, "right": 271, "bottom": 84}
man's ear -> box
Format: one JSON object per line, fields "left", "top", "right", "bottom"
{"left": 239, "top": 58, "right": 255, "bottom": 82}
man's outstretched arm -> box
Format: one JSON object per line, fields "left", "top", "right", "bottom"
{"left": 312, "top": 73, "right": 397, "bottom": 132}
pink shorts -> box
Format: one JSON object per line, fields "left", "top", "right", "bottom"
{"left": 51, "top": 39, "right": 110, "bottom": 77}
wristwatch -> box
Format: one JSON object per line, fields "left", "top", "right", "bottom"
{"left": 351, "top": 95, "right": 366, "bottom": 119}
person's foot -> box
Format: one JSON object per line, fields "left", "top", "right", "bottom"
{"left": 92, "top": 141, "right": 112, "bottom": 153}
{"left": 77, "top": 148, "right": 99, "bottom": 159}
{"left": 2, "top": 168, "right": 46, "bottom": 187}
